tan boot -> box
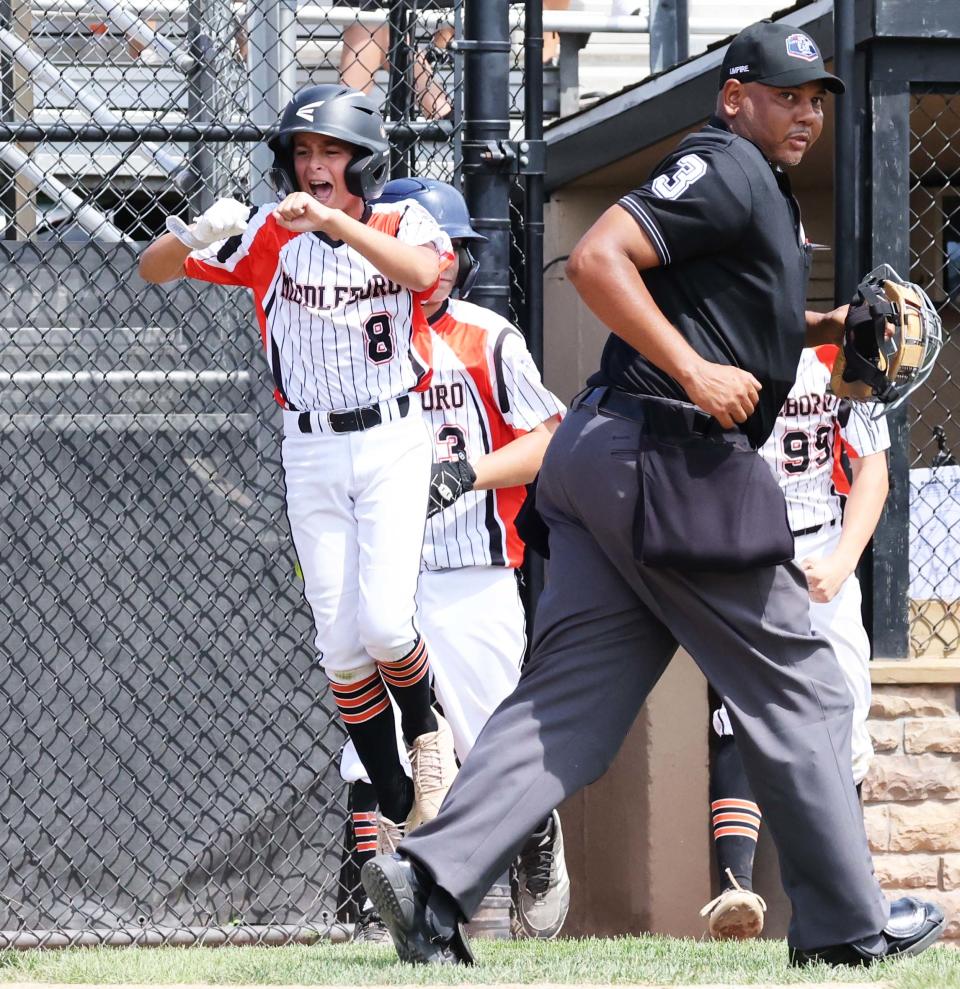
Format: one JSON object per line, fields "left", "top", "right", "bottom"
{"left": 376, "top": 813, "right": 404, "bottom": 854}
{"left": 405, "top": 712, "right": 457, "bottom": 832}
{"left": 700, "top": 869, "right": 766, "bottom": 940}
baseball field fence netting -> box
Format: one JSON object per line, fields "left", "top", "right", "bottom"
{"left": 907, "top": 89, "right": 960, "bottom": 658}
{"left": 0, "top": 0, "right": 545, "bottom": 949}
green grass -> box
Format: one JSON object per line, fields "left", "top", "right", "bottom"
{"left": 0, "top": 938, "right": 957, "bottom": 987}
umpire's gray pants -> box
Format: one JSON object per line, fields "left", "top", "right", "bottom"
{"left": 401, "top": 406, "right": 889, "bottom": 950}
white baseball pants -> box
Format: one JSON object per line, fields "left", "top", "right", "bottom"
{"left": 417, "top": 566, "right": 526, "bottom": 761}
{"left": 282, "top": 404, "right": 431, "bottom": 676}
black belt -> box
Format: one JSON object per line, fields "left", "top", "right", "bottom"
{"left": 297, "top": 394, "right": 410, "bottom": 434}
{"left": 573, "top": 386, "right": 745, "bottom": 445}
{"left": 792, "top": 518, "right": 838, "bottom": 538}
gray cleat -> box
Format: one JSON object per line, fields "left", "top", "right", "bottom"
{"left": 512, "top": 810, "right": 570, "bottom": 939}
{"left": 353, "top": 901, "right": 393, "bottom": 945}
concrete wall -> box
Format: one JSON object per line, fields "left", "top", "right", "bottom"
{"left": 542, "top": 188, "right": 614, "bottom": 406}
{"left": 560, "top": 650, "right": 710, "bottom": 937}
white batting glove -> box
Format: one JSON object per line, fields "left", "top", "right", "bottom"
{"left": 165, "top": 197, "right": 249, "bottom": 251}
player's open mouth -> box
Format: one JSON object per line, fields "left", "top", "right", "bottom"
{"left": 309, "top": 181, "right": 333, "bottom": 201}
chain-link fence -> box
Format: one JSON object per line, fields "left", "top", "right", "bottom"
{"left": 0, "top": 0, "right": 480, "bottom": 947}
{"left": 908, "top": 89, "right": 960, "bottom": 657}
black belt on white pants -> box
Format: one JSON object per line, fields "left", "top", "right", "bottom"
{"left": 288, "top": 395, "right": 411, "bottom": 435}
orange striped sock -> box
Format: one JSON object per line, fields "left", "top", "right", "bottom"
{"left": 375, "top": 636, "right": 437, "bottom": 743}
{"left": 353, "top": 810, "right": 379, "bottom": 856}
{"left": 329, "top": 672, "right": 411, "bottom": 823}
{"left": 712, "top": 798, "right": 761, "bottom": 890}
{"left": 330, "top": 669, "right": 390, "bottom": 725}
{"left": 712, "top": 798, "right": 762, "bottom": 841}
{"left": 376, "top": 637, "right": 430, "bottom": 689}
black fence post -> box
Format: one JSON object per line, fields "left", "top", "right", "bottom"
{"left": 525, "top": 3, "right": 544, "bottom": 368}
{"left": 523, "top": 0, "right": 546, "bottom": 631}
{"left": 869, "top": 75, "right": 912, "bottom": 659}
{"left": 388, "top": 1, "right": 415, "bottom": 178}
{"left": 834, "top": 0, "right": 858, "bottom": 303}
{"left": 461, "top": 0, "right": 511, "bottom": 318}
{"left": 187, "top": 0, "right": 216, "bottom": 214}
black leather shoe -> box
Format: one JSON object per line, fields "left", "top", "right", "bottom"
{"left": 361, "top": 853, "right": 475, "bottom": 965}
{"left": 789, "top": 897, "right": 945, "bottom": 967}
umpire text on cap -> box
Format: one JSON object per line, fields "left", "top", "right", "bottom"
{"left": 720, "top": 20, "right": 845, "bottom": 94}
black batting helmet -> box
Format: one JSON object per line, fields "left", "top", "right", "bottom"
{"left": 376, "top": 178, "right": 486, "bottom": 296}
{"left": 267, "top": 84, "right": 390, "bottom": 201}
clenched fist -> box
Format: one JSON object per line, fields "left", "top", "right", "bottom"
{"left": 272, "top": 193, "right": 338, "bottom": 234}
{"left": 683, "top": 358, "right": 762, "bottom": 429}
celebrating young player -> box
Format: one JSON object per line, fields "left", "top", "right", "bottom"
{"left": 341, "top": 178, "right": 568, "bottom": 943}
{"left": 137, "top": 85, "right": 458, "bottom": 861}
{"left": 701, "top": 345, "right": 890, "bottom": 941}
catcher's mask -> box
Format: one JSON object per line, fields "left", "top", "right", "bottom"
{"left": 267, "top": 85, "right": 390, "bottom": 201}
{"left": 375, "top": 177, "right": 486, "bottom": 297}
{"left": 833, "top": 264, "right": 943, "bottom": 417}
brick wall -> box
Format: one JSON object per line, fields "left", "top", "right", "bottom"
{"left": 863, "top": 684, "right": 960, "bottom": 942}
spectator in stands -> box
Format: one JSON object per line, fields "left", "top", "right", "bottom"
{"left": 337, "top": 2, "right": 453, "bottom": 120}
{"left": 543, "top": 0, "right": 569, "bottom": 64}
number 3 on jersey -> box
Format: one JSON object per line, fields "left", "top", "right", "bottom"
{"left": 364, "top": 312, "right": 395, "bottom": 364}
{"left": 436, "top": 424, "right": 466, "bottom": 462}
{"left": 651, "top": 154, "right": 707, "bottom": 201}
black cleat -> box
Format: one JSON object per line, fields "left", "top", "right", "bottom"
{"left": 789, "top": 897, "right": 945, "bottom": 967}
{"left": 361, "top": 853, "right": 475, "bottom": 966}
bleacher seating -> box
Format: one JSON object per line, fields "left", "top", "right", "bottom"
{"left": 566, "top": 0, "right": 791, "bottom": 109}
{"left": 14, "top": 1, "right": 788, "bottom": 193}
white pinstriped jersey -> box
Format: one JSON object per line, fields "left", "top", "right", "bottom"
{"left": 420, "top": 298, "right": 565, "bottom": 571}
{"left": 184, "top": 200, "right": 452, "bottom": 412}
{"left": 761, "top": 346, "right": 890, "bottom": 533}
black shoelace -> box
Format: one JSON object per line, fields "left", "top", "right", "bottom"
{"left": 520, "top": 827, "right": 555, "bottom": 897}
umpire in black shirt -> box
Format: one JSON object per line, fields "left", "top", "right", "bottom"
{"left": 363, "top": 20, "right": 945, "bottom": 966}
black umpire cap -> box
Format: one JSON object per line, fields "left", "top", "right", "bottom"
{"left": 720, "top": 20, "right": 845, "bottom": 94}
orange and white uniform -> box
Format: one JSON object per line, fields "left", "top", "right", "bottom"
{"left": 185, "top": 200, "right": 446, "bottom": 413}
{"left": 340, "top": 296, "right": 564, "bottom": 777}
{"left": 762, "top": 346, "right": 889, "bottom": 535}
{"left": 185, "top": 199, "right": 453, "bottom": 680}
{"left": 714, "top": 346, "right": 890, "bottom": 782}
{"left": 420, "top": 298, "right": 564, "bottom": 571}
{"left": 415, "top": 297, "right": 564, "bottom": 760}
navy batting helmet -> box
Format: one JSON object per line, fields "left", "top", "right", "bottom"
{"left": 376, "top": 178, "right": 485, "bottom": 297}
{"left": 267, "top": 85, "right": 390, "bottom": 201}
